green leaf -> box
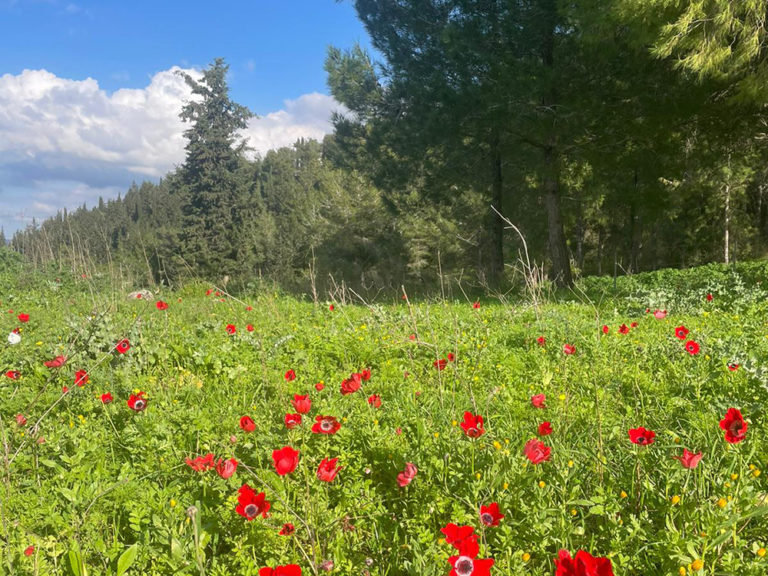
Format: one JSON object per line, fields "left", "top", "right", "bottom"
{"left": 170, "top": 538, "right": 183, "bottom": 560}
{"left": 67, "top": 549, "right": 84, "bottom": 576}
{"left": 116, "top": 544, "right": 138, "bottom": 576}
{"left": 569, "top": 499, "right": 595, "bottom": 507}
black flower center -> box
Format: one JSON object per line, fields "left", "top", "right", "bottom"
{"left": 244, "top": 504, "right": 258, "bottom": 518}
{"left": 134, "top": 400, "right": 145, "bottom": 410}
{"left": 480, "top": 512, "right": 494, "bottom": 525}
{"left": 636, "top": 436, "right": 645, "bottom": 444}
{"left": 321, "top": 420, "right": 333, "bottom": 431}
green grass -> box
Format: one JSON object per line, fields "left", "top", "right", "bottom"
{"left": 1, "top": 263, "right": 768, "bottom": 575}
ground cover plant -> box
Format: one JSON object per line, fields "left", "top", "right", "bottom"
{"left": 1, "top": 265, "right": 768, "bottom": 575}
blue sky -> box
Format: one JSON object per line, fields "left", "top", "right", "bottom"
{"left": 0, "top": 0, "right": 375, "bottom": 235}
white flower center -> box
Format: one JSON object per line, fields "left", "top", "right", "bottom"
{"left": 455, "top": 556, "right": 474, "bottom": 576}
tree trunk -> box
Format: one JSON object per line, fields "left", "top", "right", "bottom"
{"left": 724, "top": 182, "right": 730, "bottom": 264}
{"left": 597, "top": 228, "right": 603, "bottom": 275}
{"left": 544, "top": 147, "right": 573, "bottom": 287}
{"left": 539, "top": 0, "right": 572, "bottom": 287}
{"left": 488, "top": 130, "right": 504, "bottom": 286}
{"left": 629, "top": 169, "right": 641, "bottom": 272}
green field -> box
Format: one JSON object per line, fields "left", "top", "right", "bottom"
{"left": 2, "top": 260, "right": 768, "bottom": 576}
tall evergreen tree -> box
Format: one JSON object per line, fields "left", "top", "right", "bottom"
{"left": 177, "top": 58, "right": 254, "bottom": 279}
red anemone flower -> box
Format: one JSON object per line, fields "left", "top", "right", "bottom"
{"left": 601, "top": 325, "right": 609, "bottom": 334}
{"left": 156, "top": 301, "right": 168, "bottom": 310}
{"left": 272, "top": 446, "right": 300, "bottom": 476}
{"left": 246, "top": 324, "right": 254, "bottom": 332}
{"left": 368, "top": 394, "right": 382, "bottom": 408}
{"left": 259, "top": 565, "right": 302, "bottom": 576}
{"left": 397, "top": 462, "right": 418, "bottom": 487}
{"left": 673, "top": 449, "right": 702, "bottom": 469}
{"left": 654, "top": 309, "right": 667, "bottom": 319}
{"left": 312, "top": 415, "right": 341, "bottom": 435}
{"left": 563, "top": 343, "right": 575, "bottom": 355}
{"left": 315, "top": 382, "right": 324, "bottom": 391}
{"left": 18, "top": 313, "right": 29, "bottom": 323}
{"left": 674, "top": 326, "right": 689, "bottom": 340}
{"left": 555, "top": 549, "right": 614, "bottom": 576}
{"left": 341, "top": 373, "right": 362, "bottom": 395}
{"left": 127, "top": 391, "right": 147, "bottom": 412}
{"left": 448, "top": 539, "right": 494, "bottom": 576}
{"left": 361, "top": 368, "right": 371, "bottom": 380}
{"left": 537, "top": 336, "right": 546, "bottom": 346}
{"left": 235, "top": 484, "right": 270, "bottom": 520}
{"left": 441, "top": 524, "right": 477, "bottom": 550}
{"left": 225, "top": 324, "right": 236, "bottom": 335}
{"left": 618, "top": 324, "right": 629, "bottom": 334}
{"left": 727, "top": 362, "right": 739, "bottom": 371}
{"left": 279, "top": 523, "right": 295, "bottom": 536}
{"left": 239, "top": 415, "right": 256, "bottom": 432}
{"left": 684, "top": 340, "right": 700, "bottom": 355}
{"left": 116, "top": 339, "right": 131, "bottom": 354}
{"left": 215, "top": 457, "right": 238, "bottom": 479}
{"left": 284, "top": 413, "right": 302, "bottom": 429}
{"left": 317, "top": 457, "right": 341, "bottom": 482}
{"left": 186, "top": 453, "right": 215, "bottom": 472}
{"left": 523, "top": 438, "right": 551, "bottom": 464}
{"left": 479, "top": 502, "right": 504, "bottom": 526}
{"left": 329, "top": 304, "right": 334, "bottom": 311}
{"left": 433, "top": 358, "right": 448, "bottom": 370}
{"left": 472, "top": 301, "right": 481, "bottom": 309}
{"left": 447, "top": 352, "right": 456, "bottom": 362}
{"left": 706, "top": 293, "right": 713, "bottom": 302}
{"left": 292, "top": 394, "right": 311, "bottom": 414}
{"left": 531, "top": 393, "right": 546, "bottom": 408}
{"left": 284, "top": 369, "right": 296, "bottom": 381}
{"left": 460, "top": 412, "right": 485, "bottom": 438}
{"left": 628, "top": 427, "right": 655, "bottom": 445}
{"left": 74, "top": 370, "right": 89, "bottom": 387}
{"left": 44, "top": 355, "right": 67, "bottom": 368}
{"left": 100, "top": 392, "right": 113, "bottom": 404}
{"left": 538, "top": 421, "right": 553, "bottom": 436}
{"left": 16, "top": 414, "right": 27, "bottom": 426}
{"left": 5, "top": 370, "right": 20, "bottom": 380}
{"left": 719, "top": 408, "right": 747, "bottom": 443}
{"left": 24, "top": 545, "right": 35, "bottom": 557}
{"left": 631, "top": 321, "right": 638, "bottom": 328}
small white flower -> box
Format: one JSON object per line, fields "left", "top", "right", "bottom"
{"left": 7, "top": 332, "right": 21, "bottom": 345}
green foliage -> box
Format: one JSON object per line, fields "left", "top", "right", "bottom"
{"left": 177, "top": 58, "right": 258, "bottom": 280}
{"left": 618, "top": 0, "right": 768, "bottom": 102}
{"left": 2, "top": 265, "right": 768, "bottom": 574}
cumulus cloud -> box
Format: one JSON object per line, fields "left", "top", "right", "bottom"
{"left": 0, "top": 67, "right": 343, "bottom": 235}
{"left": 244, "top": 92, "right": 342, "bottom": 157}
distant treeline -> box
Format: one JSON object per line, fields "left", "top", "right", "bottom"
{"left": 11, "top": 1, "right": 768, "bottom": 293}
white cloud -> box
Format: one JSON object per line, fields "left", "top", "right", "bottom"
{"left": 245, "top": 92, "right": 343, "bottom": 158}
{"left": 0, "top": 67, "right": 344, "bottom": 235}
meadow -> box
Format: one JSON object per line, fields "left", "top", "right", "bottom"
{"left": 2, "top": 260, "right": 768, "bottom": 576}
